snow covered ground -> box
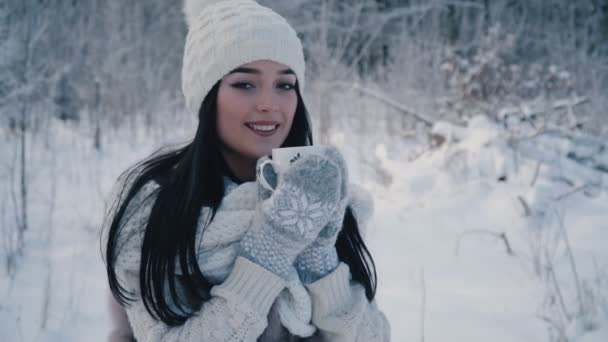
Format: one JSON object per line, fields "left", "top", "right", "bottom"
{"left": 1, "top": 115, "right": 607, "bottom": 341}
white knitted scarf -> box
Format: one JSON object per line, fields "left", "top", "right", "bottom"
{"left": 191, "top": 178, "right": 373, "bottom": 337}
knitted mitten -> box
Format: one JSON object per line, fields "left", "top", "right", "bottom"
{"left": 239, "top": 153, "right": 342, "bottom": 280}
{"left": 295, "top": 147, "right": 349, "bottom": 284}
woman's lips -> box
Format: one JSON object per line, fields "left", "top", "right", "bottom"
{"left": 245, "top": 122, "right": 280, "bottom": 137}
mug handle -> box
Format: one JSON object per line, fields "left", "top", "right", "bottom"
{"left": 257, "top": 158, "right": 279, "bottom": 192}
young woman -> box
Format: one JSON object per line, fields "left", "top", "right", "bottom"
{"left": 102, "top": 0, "right": 391, "bottom": 341}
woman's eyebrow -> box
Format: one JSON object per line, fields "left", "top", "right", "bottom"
{"left": 229, "top": 67, "right": 295, "bottom": 75}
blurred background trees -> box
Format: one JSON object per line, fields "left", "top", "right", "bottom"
{"left": 2, "top": 0, "right": 606, "bottom": 134}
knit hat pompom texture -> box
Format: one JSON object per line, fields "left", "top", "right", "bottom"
{"left": 182, "top": 0, "right": 306, "bottom": 115}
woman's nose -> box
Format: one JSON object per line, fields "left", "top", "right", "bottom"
{"left": 256, "top": 103, "right": 278, "bottom": 112}
{"left": 255, "top": 90, "right": 279, "bottom": 112}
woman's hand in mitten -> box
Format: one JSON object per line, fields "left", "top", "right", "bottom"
{"left": 239, "top": 152, "right": 342, "bottom": 281}
{"left": 295, "top": 147, "right": 349, "bottom": 284}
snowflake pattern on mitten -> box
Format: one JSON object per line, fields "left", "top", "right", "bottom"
{"left": 269, "top": 183, "right": 334, "bottom": 239}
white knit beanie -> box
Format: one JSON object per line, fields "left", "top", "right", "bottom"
{"left": 182, "top": 0, "right": 306, "bottom": 115}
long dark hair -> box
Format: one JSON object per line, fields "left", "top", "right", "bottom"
{"left": 103, "top": 81, "right": 377, "bottom": 326}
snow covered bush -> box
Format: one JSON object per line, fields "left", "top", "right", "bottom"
{"left": 436, "top": 25, "right": 579, "bottom": 127}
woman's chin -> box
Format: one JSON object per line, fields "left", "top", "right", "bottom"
{"left": 249, "top": 142, "right": 283, "bottom": 158}
{"left": 251, "top": 148, "right": 274, "bottom": 160}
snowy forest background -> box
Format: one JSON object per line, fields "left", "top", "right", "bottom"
{"left": 1, "top": 0, "right": 608, "bottom": 341}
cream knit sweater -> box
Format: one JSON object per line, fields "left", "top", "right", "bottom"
{"left": 109, "top": 178, "right": 391, "bottom": 341}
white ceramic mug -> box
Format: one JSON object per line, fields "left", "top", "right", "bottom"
{"left": 257, "top": 146, "right": 327, "bottom": 192}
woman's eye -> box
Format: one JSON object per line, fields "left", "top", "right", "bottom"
{"left": 278, "top": 83, "right": 295, "bottom": 91}
{"left": 231, "top": 82, "right": 254, "bottom": 90}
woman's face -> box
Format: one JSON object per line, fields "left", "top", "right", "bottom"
{"left": 216, "top": 59, "right": 298, "bottom": 169}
